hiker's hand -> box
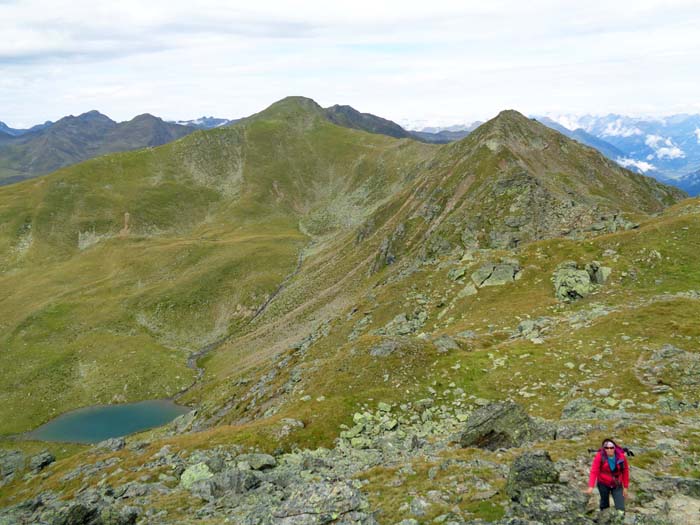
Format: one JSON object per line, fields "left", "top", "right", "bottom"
{"left": 585, "top": 487, "right": 593, "bottom": 495}
{"left": 623, "top": 488, "right": 628, "bottom": 497}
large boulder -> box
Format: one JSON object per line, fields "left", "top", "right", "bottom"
{"left": 189, "top": 467, "right": 260, "bottom": 501}
{"left": 0, "top": 450, "right": 25, "bottom": 485}
{"left": 508, "top": 484, "right": 590, "bottom": 524}
{"left": 552, "top": 261, "right": 595, "bottom": 301}
{"left": 271, "top": 480, "right": 376, "bottom": 524}
{"left": 29, "top": 451, "right": 55, "bottom": 473}
{"left": 458, "top": 401, "right": 541, "bottom": 450}
{"left": 506, "top": 450, "right": 560, "bottom": 501}
{"left": 472, "top": 259, "right": 521, "bottom": 288}
{"left": 585, "top": 261, "right": 612, "bottom": 284}
{"left": 180, "top": 462, "right": 213, "bottom": 489}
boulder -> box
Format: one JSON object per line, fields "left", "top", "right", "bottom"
{"left": 458, "top": 401, "right": 540, "bottom": 450}
{"left": 96, "top": 438, "right": 125, "bottom": 452}
{"left": 553, "top": 261, "right": 595, "bottom": 301}
{"left": 237, "top": 453, "right": 276, "bottom": 470}
{"left": 472, "top": 260, "right": 520, "bottom": 288}
{"left": 29, "top": 451, "right": 55, "bottom": 473}
{"left": 180, "top": 462, "right": 213, "bottom": 489}
{"left": 369, "top": 339, "right": 400, "bottom": 357}
{"left": 506, "top": 450, "right": 560, "bottom": 501}
{"left": 100, "top": 506, "right": 138, "bottom": 525}
{"left": 447, "top": 267, "right": 467, "bottom": 281}
{"left": 433, "top": 335, "right": 460, "bottom": 353}
{"left": 271, "top": 480, "right": 376, "bottom": 524}
{"left": 509, "top": 483, "right": 590, "bottom": 524}
{"left": 585, "top": 261, "right": 612, "bottom": 284}
{"left": 55, "top": 504, "right": 101, "bottom": 525}
{"left": 170, "top": 410, "right": 198, "bottom": 434}
{"left": 0, "top": 450, "right": 25, "bottom": 485}
{"left": 190, "top": 467, "right": 260, "bottom": 501}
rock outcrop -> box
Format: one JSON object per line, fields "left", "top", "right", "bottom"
{"left": 553, "top": 260, "right": 611, "bottom": 301}
{"left": 458, "top": 401, "right": 544, "bottom": 450}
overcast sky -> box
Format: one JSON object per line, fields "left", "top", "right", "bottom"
{"left": 2, "top": 0, "right": 700, "bottom": 128}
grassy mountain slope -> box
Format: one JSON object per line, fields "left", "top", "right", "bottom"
{"left": 0, "top": 98, "right": 696, "bottom": 524}
{"left": 0, "top": 97, "right": 435, "bottom": 435}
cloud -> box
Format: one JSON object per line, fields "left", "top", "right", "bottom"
{"left": 601, "top": 119, "right": 643, "bottom": 137}
{"left": 645, "top": 134, "right": 685, "bottom": 159}
{"left": 3, "top": 0, "right": 700, "bottom": 126}
{"left": 616, "top": 157, "right": 656, "bottom": 173}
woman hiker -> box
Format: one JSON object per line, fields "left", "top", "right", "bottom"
{"left": 585, "top": 438, "right": 629, "bottom": 511}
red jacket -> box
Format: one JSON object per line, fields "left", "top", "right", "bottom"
{"left": 588, "top": 447, "right": 629, "bottom": 489}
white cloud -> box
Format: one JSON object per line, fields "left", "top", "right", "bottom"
{"left": 695, "top": 127, "right": 700, "bottom": 143}
{"left": 601, "top": 119, "right": 643, "bottom": 137}
{"left": 616, "top": 157, "right": 656, "bottom": 173}
{"left": 645, "top": 134, "right": 685, "bottom": 159}
{"left": 3, "top": 1, "right": 700, "bottom": 126}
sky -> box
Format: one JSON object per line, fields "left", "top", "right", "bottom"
{"left": 2, "top": 0, "right": 700, "bottom": 129}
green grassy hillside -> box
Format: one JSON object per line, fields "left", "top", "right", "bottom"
{"left": 0, "top": 98, "right": 696, "bottom": 524}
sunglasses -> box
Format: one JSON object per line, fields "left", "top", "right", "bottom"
{"left": 604, "top": 446, "right": 615, "bottom": 449}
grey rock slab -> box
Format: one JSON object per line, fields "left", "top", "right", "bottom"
{"left": 458, "top": 401, "right": 540, "bottom": 450}
{"left": 96, "top": 438, "right": 125, "bottom": 452}
{"left": 506, "top": 450, "right": 560, "bottom": 501}
{"left": 237, "top": 453, "right": 276, "bottom": 470}
{"left": 29, "top": 451, "right": 55, "bottom": 473}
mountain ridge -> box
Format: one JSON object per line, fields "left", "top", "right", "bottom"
{"left": 0, "top": 96, "right": 697, "bottom": 524}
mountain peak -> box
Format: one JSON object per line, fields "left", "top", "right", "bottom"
{"left": 266, "top": 96, "right": 324, "bottom": 114}
{"left": 323, "top": 104, "right": 412, "bottom": 139}
{"left": 78, "top": 110, "right": 113, "bottom": 121}
{"left": 130, "top": 113, "right": 162, "bottom": 123}
{"left": 243, "top": 96, "right": 326, "bottom": 127}
{"left": 464, "top": 108, "right": 553, "bottom": 151}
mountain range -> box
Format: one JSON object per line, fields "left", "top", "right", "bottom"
{"left": 0, "top": 111, "right": 194, "bottom": 185}
{"left": 7, "top": 105, "right": 700, "bottom": 196}
{"left": 0, "top": 105, "right": 482, "bottom": 187}
{"left": 1, "top": 96, "right": 698, "bottom": 524}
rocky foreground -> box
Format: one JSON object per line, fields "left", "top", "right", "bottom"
{"left": 2, "top": 395, "right": 699, "bottom": 524}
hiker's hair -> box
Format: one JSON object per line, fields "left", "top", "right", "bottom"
{"left": 601, "top": 437, "right": 618, "bottom": 448}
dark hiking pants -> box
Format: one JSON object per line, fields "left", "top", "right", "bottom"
{"left": 597, "top": 482, "right": 625, "bottom": 511}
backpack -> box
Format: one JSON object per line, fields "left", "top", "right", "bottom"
{"left": 598, "top": 445, "right": 633, "bottom": 487}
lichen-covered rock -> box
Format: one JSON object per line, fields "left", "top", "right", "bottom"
{"left": 433, "top": 335, "right": 460, "bottom": 353}
{"left": 190, "top": 467, "right": 260, "bottom": 501}
{"left": 0, "top": 449, "right": 25, "bottom": 485}
{"left": 509, "top": 483, "right": 590, "bottom": 524}
{"left": 100, "top": 506, "right": 138, "bottom": 525}
{"left": 373, "top": 311, "right": 427, "bottom": 336}
{"left": 180, "top": 462, "right": 213, "bottom": 489}
{"left": 472, "top": 260, "right": 521, "bottom": 288}
{"left": 55, "top": 504, "right": 101, "bottom": 525}
{"left": 96, "top": 438, "right": 125, "bottom": 452}
{"left": 237, "top": 453, "right": 276, "bottom": 470}
{"left": 553, "top": 261, "right": 595, "bottom": 301}
{"left": 447, "top": 267, "right": 467, "bottom": 281}
{"left": 458, "top": 401, "right": 540, "bottom": 450}
{"left": 29, "top": 451, "right": 55, "bottom": 473}
{"left": 369, "top": 338, "right": 401, "bottom": 357}
{"left": 506, "top": 450, "right": 560, "bottom": 501}
{"left": 272, "top": 480, "right": 376, "bottom": 524}
{"left": 585, "top": 261, "right": 612, "bottom": 284}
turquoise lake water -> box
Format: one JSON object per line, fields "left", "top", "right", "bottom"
{"left": 26, "top": 400, "right": 189, "bottom": 444}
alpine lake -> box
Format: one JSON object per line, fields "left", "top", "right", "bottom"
{"left": 25, "top": 400, "right": 189, "bottom": 444}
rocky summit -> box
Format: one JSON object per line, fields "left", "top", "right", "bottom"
{"left": 1, "top": 97, "right": 699, "bottom": 524}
